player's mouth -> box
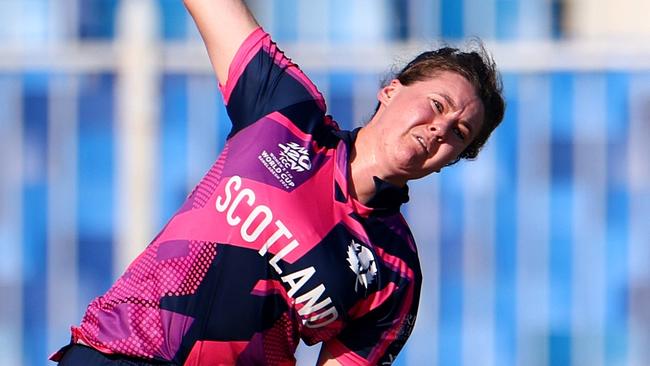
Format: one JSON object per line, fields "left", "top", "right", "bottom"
{"left": 414, "top": 135, "right": 429, "bottom": 155}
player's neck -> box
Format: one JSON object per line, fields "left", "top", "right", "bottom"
{"left": 349, "top": 127, "right": 405, "bottom": 204}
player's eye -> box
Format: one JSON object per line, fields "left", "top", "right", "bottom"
{"left": 431, "top": 99, "right": 443, "bottom": 113}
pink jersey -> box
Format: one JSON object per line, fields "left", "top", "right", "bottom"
{"left": 59, "top": 28, "right": 421, "bottom": 365}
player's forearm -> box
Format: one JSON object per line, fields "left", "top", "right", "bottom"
{"left": 183, "top": 0, "right": 259, "bottom": 84}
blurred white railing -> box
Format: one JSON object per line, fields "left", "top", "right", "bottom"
{"left": 2, "top": 39, "right": 650, "bottom": 73}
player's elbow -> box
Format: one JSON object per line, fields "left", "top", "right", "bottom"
{"left": 182, "top": 0, "right": 201, "bottom": 11}
{"left": 183, "top": 0, "right": 228, "bottom": 9}
{"left": 182, "top": 0, "right": 191, "bottom": 13}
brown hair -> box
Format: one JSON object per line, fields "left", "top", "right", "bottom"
{"left": 377, "top": 41, "right": 505, "bottom": 165}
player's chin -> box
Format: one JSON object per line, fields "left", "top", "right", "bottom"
{"left": 413, "top": 168, "right": 438, "bottom": 180}
{"left": 398, "top": 165, "right": 431, "bottom": 181}
{"left": 391, "top": 155, "right": 435, "bottom": 180}
{"left": 413, "top": 161, "right": 444, "bottom": 179}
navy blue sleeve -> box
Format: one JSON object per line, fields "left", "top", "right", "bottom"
{"left": 321, "top": 283, "right": 419, "bottom": 365}
{"left": 219, "top": 28, "right": 330, "bottom": 139}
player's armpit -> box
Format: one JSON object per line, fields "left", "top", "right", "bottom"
{"left": 184, "top": 0, "right": 259, "bottom": 85}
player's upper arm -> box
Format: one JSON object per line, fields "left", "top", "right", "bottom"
{"left": 184, "top": 0, "right": 259, "bottom": 85}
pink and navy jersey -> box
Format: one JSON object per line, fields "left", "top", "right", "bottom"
{"left": 65, "top": 28, "right": 422, "bottom": 365}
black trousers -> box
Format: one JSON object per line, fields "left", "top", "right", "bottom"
{"left": 56, "top": 344, "right": 174, "bottom": 366}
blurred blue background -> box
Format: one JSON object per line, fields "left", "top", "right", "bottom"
{"left": 1, "top": 0, "right": 649, "bottom": 365}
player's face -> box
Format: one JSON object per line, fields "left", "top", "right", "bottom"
{"left": 372, "top": 71, "right": 485, "bottom": 182}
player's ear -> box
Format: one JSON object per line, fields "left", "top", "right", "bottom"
{"left": 377, "top": 79, "right": 402, "bottom": 105}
